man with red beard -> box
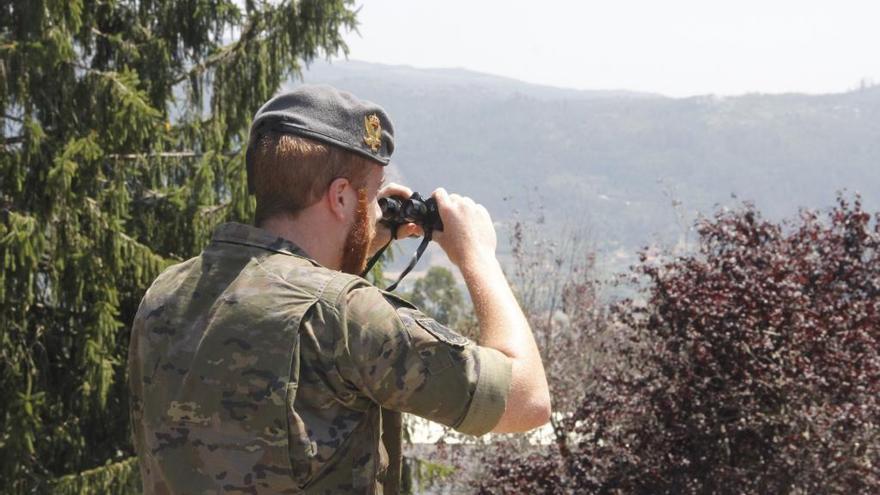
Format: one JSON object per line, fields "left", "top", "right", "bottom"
{"left": 128, "top": 85, "right": 550, "bottom": 494}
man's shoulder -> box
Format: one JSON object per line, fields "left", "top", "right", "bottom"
{"left": 196, "top": 245, "right": 354, "bottom": 299}
{"left": 284, "top": 264, "right": 367, "bottom": 304}
{"left": 337, "top": 283, "right": 419, "bottom": 331}
{"left": 253, "top": 260, "right": 386, "bottom": 315}
{"left": 137, "top": 256, "right": 200, "bottom": 313}
{"left": 154, "top": 256, "right": 200, "bottom": 286}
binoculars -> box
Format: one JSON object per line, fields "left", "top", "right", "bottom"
{"left": 379, "top": 192, "right": 444, "bottom": 232}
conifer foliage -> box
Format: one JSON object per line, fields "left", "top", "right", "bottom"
{"left": 0, "top": 1, "right": 356, "bottom": 491}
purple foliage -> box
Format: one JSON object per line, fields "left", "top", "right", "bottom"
{"left": 478, "top": 196, "right": 880, "bottom": 494}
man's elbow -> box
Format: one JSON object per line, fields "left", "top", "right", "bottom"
{"left": 517, "top": 397, "right": 552, "bottom": 432}
{"left": 529, "top": 394, "right": 552, "bottom": 429}
{"left": 495, "top": 395, "right": 551, "bottom": 433}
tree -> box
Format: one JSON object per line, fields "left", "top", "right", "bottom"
{"left": 0, "top": 1, "right": 356, "bottom": 492}
{"left": 479, "top": 196, "right": 880, "bottom": 493}
{"left": 406, "top": 266, "right": 466, "bottom": 326}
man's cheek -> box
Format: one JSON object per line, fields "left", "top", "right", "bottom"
{"left": 373, "top": 201, "right": 382, "bottom": 224}
{"left": 368, "top": 219, "right": 379, "bottom": 242}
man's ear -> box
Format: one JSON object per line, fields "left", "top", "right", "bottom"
{"left": 326, "top": 177, "right": 354, "bottom": 221}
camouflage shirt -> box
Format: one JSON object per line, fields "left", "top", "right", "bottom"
{"left": 128, "top": 222, "right": 512, "bottom": 494}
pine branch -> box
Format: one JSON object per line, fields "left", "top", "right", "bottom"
{"left": 88, "top": 27, "right": 140, "bottom": 53}
{"left": 117, "top": 229, "right": 179, "bottom": 266}
{"left": 4, "top": 205, "right": 173, "bottom": 269}
{"left": 200, "top": 202, "right": 230, "bottom": 217}
{"left": 69, "top": 64, "right": 158, "bottom": 117}
{"left": 49, "top": 457, "right": 140, "bottom": 495}
{"left": 83, "top": 198, "right": 179, "bottom": 267}
{"left": 108, "top": 150, "right": 241, "bottom": 160}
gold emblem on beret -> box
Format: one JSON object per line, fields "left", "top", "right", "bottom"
{"left": 363, "top": 114, "right": 382, "bottom": 153}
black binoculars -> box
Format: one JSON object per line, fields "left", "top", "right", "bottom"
{"left": 379, "top": 192, "right": 444, "bottom": 232}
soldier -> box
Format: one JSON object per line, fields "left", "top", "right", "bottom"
{"left": 128, "top": 85, "right": 551, "bottom": 494}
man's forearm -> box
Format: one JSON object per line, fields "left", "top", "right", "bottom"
{"left": 460, "top": 255, "right": 533, "bottom": 356}
{"left": 459, "top": 254, "right": 551, "bottom": 432}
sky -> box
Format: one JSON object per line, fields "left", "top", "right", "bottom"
{"left": 335, "top": 0, "right": 880, "bottom": 97}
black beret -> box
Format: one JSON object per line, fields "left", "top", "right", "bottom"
{"left": 248, "top": 84, "right": 394, "bottom": 166}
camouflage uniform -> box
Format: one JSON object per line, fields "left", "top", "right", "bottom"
{"left": 128, "top": 222, "right": 512, "bottom": 494}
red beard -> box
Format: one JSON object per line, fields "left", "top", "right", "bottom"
{"left": 340, "top": 188, "right": 374, "bottom": 275}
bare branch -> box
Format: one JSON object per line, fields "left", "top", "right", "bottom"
{"left": 170, "top": 17, "right": 258, "bottom": 86}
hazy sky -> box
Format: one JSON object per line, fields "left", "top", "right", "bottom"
{"left": 335, "top": 0, "right": 880, "bottom": 97}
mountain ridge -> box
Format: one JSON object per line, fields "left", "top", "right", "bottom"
{"left": 301, "top": 59, "right": 665, "bottom": 100}
{"left": 298, "top": 60, "right": 880, "bottom": 274}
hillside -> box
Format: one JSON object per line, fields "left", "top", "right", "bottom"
{"left": 299, "top": 61, "right": 880, "bottom": 272}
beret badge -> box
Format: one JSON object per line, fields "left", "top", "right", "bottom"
{"left": 363, "top": 114, "right": 382, "bottom": 153}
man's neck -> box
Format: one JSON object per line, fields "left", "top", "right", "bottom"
{"left": 259, "top": 212, "right": 343, "bottom": 270}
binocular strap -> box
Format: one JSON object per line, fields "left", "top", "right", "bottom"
{"left": 362, "top": 224, "right": 399, "bottom": 279}
{"left": 386, "top": 230, "right": 432, "bottom": 292}
{"left": 361, "top": 227, "right": 433, "bottom": 292}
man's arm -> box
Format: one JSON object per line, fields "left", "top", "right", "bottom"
{"left": 432, "top": 188, "right": 551, "bottom": 433}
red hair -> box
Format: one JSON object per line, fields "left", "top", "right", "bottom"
{"left": 249, "top": 133, "right": 372, "bottom": 225}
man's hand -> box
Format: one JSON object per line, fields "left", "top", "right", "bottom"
{"left": 431, "top": 188, "right": 497, "bottom": 268}
{"left": 368, "top": 183, "right": 424, "bottom": 258}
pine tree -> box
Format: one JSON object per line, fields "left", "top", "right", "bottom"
{"left": 0, "top": 1, "right": 356, "bottom": 492}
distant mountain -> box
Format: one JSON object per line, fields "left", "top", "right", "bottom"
{"left": 300, "top": 60, "right": 661, "bottom": 101}
{"left": 297, "top": 60, "right": 880, "bottom": 273}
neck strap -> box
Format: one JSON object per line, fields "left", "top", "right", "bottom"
{"left": 362, "top": 227, "right": 433, "bottom": 292}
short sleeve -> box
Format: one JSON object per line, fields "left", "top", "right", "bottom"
{"left": 337, "top": 285, "right": 512, "bottom": 436}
